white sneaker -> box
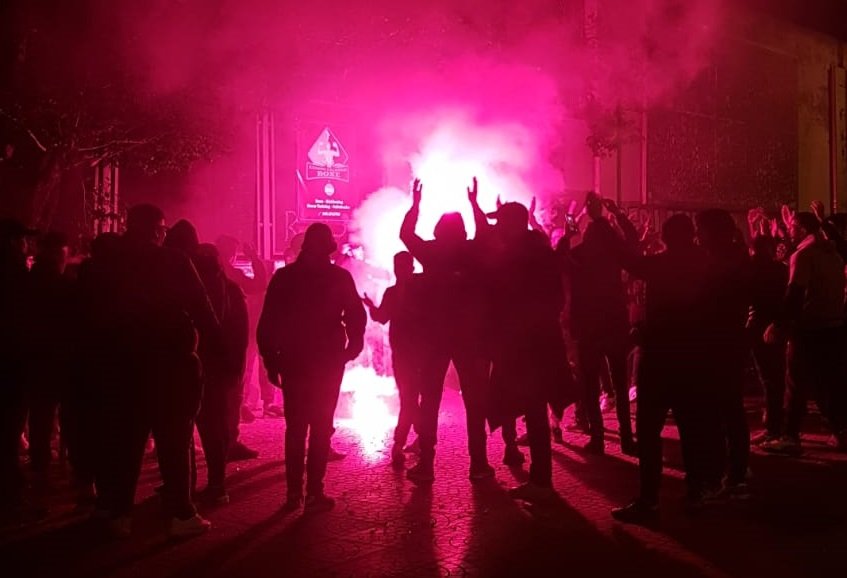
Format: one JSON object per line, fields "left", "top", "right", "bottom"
{"left": 169, "top": 514, "right": 212, "bottom": 538}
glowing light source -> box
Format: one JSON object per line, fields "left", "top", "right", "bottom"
{"left": 338, "top": 365, "right": 399, "bottom": 461}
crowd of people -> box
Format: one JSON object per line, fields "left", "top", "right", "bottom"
{"left": 1, "top": 176, "right": 846, "bottom": 537}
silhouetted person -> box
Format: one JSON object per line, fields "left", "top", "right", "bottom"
{"left": 89, "top": 205, "right": 219, "bottom": 538}
{"left": 399, "top": 179, "right": 494, "bottom": 483}
{"left": 364, "top": 251, "right": 424, "bottom": 467}
{"left": 763, "top": 212, "right": 847, "bottom": 454}
{"left": 26, "top": 232, "right": 74, "bottom": 501}
{"left": 696, "top": 209, "right": 753, "bottom": 495}
{"left": 257, "top": 223, "right": 365, "bottom": 513}
{"left": 482, "top": 201, "right": 573, "bottom": 503}
{"left": 747, "top": 235, "right": 788, "bottom": 444}
{"left": 165, "top": 223, "right": 249, "bottom": 505}
{"left": 563, "top": 193, "right": 638, "bottom": 455}
{"left": 217, "top": 235, "right": 268, "bottom": 456}
{"left": 0, "top": 218, "right": 34, "bottom": 520}
{"left": 612, "top": 214, "right": 714, "bottom": 524}
{"left": 194, "top": 243, "right": 249, "bottom": 504}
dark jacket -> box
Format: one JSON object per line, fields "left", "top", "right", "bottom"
{"left": 257, "top": 254, "right": 366, "bottom": 374}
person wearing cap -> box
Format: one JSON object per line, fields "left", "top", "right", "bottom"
{"left": 399, "top": 178, "right": 494, "bottom": 484}
{"left": 479, "top": 195, "right": 573, "bottom": 503}
{"left": 763, "top": 211, "right": 847, "bottom": 455}
{"left": 257, "top": 222, "right": 366, "bottom": 513}
{"left": 0, "top": 218, "right": 35, "bottom": 520}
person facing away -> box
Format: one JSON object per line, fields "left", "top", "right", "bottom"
{"left": 482, "top": 201, "right": 572, "bottom": 504}
{"left": 364, "top": 251, "right": 425, "bottom": 467}
{"left": 257, "top": 222, "right": 365, "bottom": 514}
{"left": 561, "top": 193, "right": 639, "bottom": 456}
{"left": 399, "top": 178, "right": 494, "bottom": 484}
{"left": 164, "top": 223, "right": 249, "bottom": 506}
{"left": 612, "top": 213, "right": 714, "bottom": 525}
{"left": 91, "top": 204, "right": 219, "bottom": 539}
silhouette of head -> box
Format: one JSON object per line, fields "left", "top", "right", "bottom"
{"left": 695, "top": 209, "right": 738, "bottom": 253}
{"left": 164, "top": 219, "right": 200, "bottom": 254}
{"left": 752, "top": 234, "right": 777, "bottom": 261}
{"left": 91, "top": 232, "right": 122, "bottom": 261}
{"left": 434, "top": 212, "right": 467, "bottom": 243}
{"left": 195, "top": 243, "right": 223, "bottom": 277}
{"left": 36, "top": 231, "right": 70, "bottom": 274}
{"left": 215, "top": 235, "right": 239, "bottom": 264}
{"left": 661, "top": 214, "right": 695, "bottom": 251}
{"left": 301, "top": 223, "right": 337, "bottom": 257}
{"left": 126, "top": 204, "right": 166, "bottom": 246}
{"left": 491, "top": 202, "right": 529, "bottom": 241}
{"left": 393, "top": 251, "right": 414, "bottom": 281}
{"left": 790, "top": 212, "right": 820, "bottom": 244}
{"left": 0, "top": 218, "right": 35, "bottom": 263}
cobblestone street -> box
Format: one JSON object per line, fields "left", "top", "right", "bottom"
{"left": 2, "top": 386, "right": 846, "bottom": 578}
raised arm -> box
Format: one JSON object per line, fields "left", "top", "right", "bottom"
{"left": 468, "top": 177, "right": 492, "bottom": 240}
{"left": 400, "top": 178, "right": 433, "bottom": 265}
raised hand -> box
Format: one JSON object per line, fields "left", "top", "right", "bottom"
{"left": 496, "top": 196, "right": 503, "bottom": 209}
{"left": 529, "top": 196, "right": 537, "bottom": 215}
{"left": 412, "top": 178, "right": 423, "bottom": 207}
{"left": 601, "top": 198, "right": 620, "bottom": 215}
{"left": 811, "top": 200, "right": 826, "bottom": 222}
{"left": 781, "top": 204, "right": 795, "bottom": 229}
{"left": 467, "top": 177, "right": 478, "bottom": 205}
{"left": 242, "top": 241, "right": 258, "bottom": 259}
{"left": 769, "top": 218, "right": 780, "bottom": 238}
{"left": 362, "top": 294, "right": 375, "bottom": 309}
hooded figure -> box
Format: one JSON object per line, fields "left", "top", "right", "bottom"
{"left": 257, "top": 223, "right": 365, "bottom": 512}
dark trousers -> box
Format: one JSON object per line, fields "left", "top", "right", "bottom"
{"left": 417, "top": 347, "right": 489, "bottom": 466}
{"left": 96, "top": 357, "right": 202, "bottom": 520}
{"left": 392, "top": 351, "right": 420, "bottom": 447}
{"left": 0, "top": 377, "right": 26, "bottom": 510}
{"left": 785, "top": 328, "right": 847, "bottom": 438}
{"left": 577, "top": 334, "right": 633, "bottom": 443}
{"left": 751, "top": 335, "right": 786, "bottom": 437}
{"left": 715, "top": 378, "right": 749, "bottom": 485}
{"left": 525, "top": 401, "right": 552, "bottom": 487}
{"left": 196, "top": 375, "right": 239, "bottom": 489}
{"left": 502, "top": 419, "right": 518, "bottom": 446}
{"left": 27, "top": 383, "right": 60, "bottom": 474}
{"left": 635, "top": 349, "right": 711, "bottom": 503}
{"left": 61, "top": 382, "right": 97, "bottom": 487}
{"left": 226, "top": 379, "right": 245, "bottom": 450}
{"left": 282, "top": 362, "right": 344, "bottom": 497}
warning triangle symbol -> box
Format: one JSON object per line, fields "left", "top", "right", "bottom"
{"left": 307, "top": 127, "right": 348, "bottom": 168}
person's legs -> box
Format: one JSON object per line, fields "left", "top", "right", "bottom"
{"left": 783, "top": 338, "right": 808, "bottom": 441}
{"left": 392, "top": 351, "right": 419, "bottom": 448}
{"left": 577, "top": 339, "right": 604, "bottom": 446}
{"left": 635, "top": 388, "right": 668, "bottom": 505}
{"left": 525, "top": 401, "right": 552, "bottom": 487}
{"left": 415, "top": 350, "right": 450, "bottom": 468}
{"left": 752, "top": 337, "right": 786, "bottom": 438}
{"left": 196, "top": 381, "right": 229, "bottom": 490}
{"left": 28, "top": 382, "right": 59, "bottom": 475}
{"left": 304, "top": 367, "right": 344, "bottom": 498}
{"left": 0, "top": 377, "right": 26, "bottom": 514}
{"left": 606, "top": 339, "right": 634, "bottom": 445}
{"left": 814, "top": 328, "right": 847, "bottom": 435}
{"left": 453, "top": 351, "right": 491, "bottom": 469}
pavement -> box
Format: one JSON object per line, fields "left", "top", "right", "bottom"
{"left": 2, "top": 386, "right": 846, "bottom": 578}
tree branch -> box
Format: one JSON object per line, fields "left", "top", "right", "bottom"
{"left": 0, "top": 108, "right": 49, "bottom": 152}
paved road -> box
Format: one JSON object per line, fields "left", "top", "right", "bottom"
{"left": 2, "top": 387, "right": 846, "bottom": 578}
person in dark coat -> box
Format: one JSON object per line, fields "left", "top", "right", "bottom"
{"left": 399, "top": 179, "right": 494, "bottom": 484}
{"left": 257, "top": 223, "right": 365, "bottom": 513}
{"left": 0, "top": 218, "right": 35, "bottom": 520}
{"left": 612, "top": 214, "right": 714, "bottom": 524}
{"left": 562, "top": 193, "right": 638, "bottom": 455}
{"left": 482, "top": 201, "right": 574, "bottom": 503}
{"left": 86, "top": 205, "right": 219, "bottom": 538}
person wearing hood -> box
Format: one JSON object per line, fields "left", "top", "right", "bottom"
{"left": 257, "top": 223, "right": 365, "bottom": 513}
